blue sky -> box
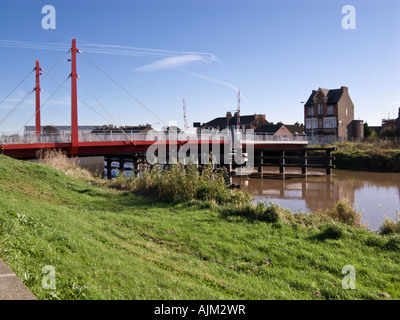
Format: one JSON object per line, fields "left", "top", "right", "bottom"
{"left": 0, "top": 0, "right": 399, "bottom": 132}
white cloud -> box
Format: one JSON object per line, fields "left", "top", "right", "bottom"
{"left": 134, "top": 54, "right": 214, "bottom": 72}
{"left": 178, "top": 69, "right": 250, "bottom": 107}
{"left": 386, "top": 101, "right": 400, "bottom": 106}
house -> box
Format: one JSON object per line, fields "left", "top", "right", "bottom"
{"left": 382, "top": 119, "right": 397, "bottom": 130}
{"left": 373, "top": 108, "right": 400, "bottom": 137}
{"left": 284, "top": 123, "right": 306, "bottom": 136}
{"left": 24, "top": 124, "right": 153, "bottom": 138}
{"left": 303, "top": 86, "right": 363, "bottom": 139}
{"left": 396, "top": 107, "right": 400, "bottom": 136}
{"left": 91, "top": 124, "right": 152, "bottom": 134}
{"left": 197, "top": 113, "right": 269, "bottom": 131}
{"left": 255, "top": 122, "right": 305, "bottom": 136}
{"left": 24, "top": 125, "right": 98, "bottom": 137}
{"left": 257, "top": 123, "right": 290, "bottom": 136}
{"left": 348, "top": 120, "right": 364, "bottom": 139}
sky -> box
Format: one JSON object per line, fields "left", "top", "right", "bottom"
{"left": 0, "top": 0, "right": 399, "bottom": 132}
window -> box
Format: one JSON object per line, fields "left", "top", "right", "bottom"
{"left": 327, "top": 106, "right": 334, "bottom": 115}
{"left": 346, "top": 108, "right": 348, "bottom": 116}
{"left": 308, "top": 107, "right": 314, "bottom": 116}
{"left": 339, "top": 120, "right": 343, "bottom": 127}
{"left": 324, "top": 117, "right": 337, "bottom": 129}
{"left": 319, "top": 119, "right": 323, "bottom": 128}
{"left": 318, "top": 103, "right": 323, "bottom": 115}
{"left": 306, "top": 118, "right": 318, "bottom": 129}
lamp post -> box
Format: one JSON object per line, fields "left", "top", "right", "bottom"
{"left": 301, "top": 101, "right": 314, "bottom": 143}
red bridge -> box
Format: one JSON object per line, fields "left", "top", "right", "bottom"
{"left": 0, "top": 39, "right": 308, "bottom": 160}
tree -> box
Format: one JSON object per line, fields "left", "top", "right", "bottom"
{"left": 379, "top": 127, "right": 397, "bottom": 138}
{"left": 43, "top": 125, "right": 59, "bottom": 135}
{"left": 364, "top": 123, "right": 372, "bottom": 137}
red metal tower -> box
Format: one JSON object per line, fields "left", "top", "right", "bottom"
{"left": 70, "top": 39, "right": 79, "bottom": 153}
{"left": 35, "top": 60, "right": 42, "bottom": 136}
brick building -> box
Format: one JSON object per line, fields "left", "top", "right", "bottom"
{"left": 303, "top": 86, "right": 363, "bottom": 139}
{"left": 196, "top": 113, "right": 269, "bottom": 131}
{"left": 256, "top": 123, "right": 305, "bottom": 136}
{"left": 397, "top": 107, "right": 400, "bottom": 136}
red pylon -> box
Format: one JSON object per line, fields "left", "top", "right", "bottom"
{"left": 70, "top": 39, "right": 79, "bottom": 152}
{"left": 35, "top": 60, "right": 42, "bottom": 136}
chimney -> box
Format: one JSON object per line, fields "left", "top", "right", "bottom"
{"left": 226, "top": 112, "right": 232, "bottom": 120}
{"left": 341, "top": 86, "right": 348, "bottom": 94}
{"left": 256, "top": 114, "right": 266, "bottom": 121}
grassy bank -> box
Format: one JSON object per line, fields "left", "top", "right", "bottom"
{"left": 315, "top": 141, "right": 400, "bottom": 172}
{"left": 0, "top": 154, "right": 399, "bottom": 300}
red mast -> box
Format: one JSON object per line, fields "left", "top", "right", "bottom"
{"left": 70, "top": 39, "right": 79, "bottom": 153}
{"left": 35, "top": 60, "right": 42, "bottom": 136}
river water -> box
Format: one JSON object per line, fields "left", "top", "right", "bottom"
{"left": 77, "top": 157, "right": 400, "bottom": 231}
{"left": 233, "top": 169, "right": 400, "bottom": 231}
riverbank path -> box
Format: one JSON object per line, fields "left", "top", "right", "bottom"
{"left": 0, "top": 259, "right": 37, "bottom": 300}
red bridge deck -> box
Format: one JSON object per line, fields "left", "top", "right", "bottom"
{"left": 2, "top": 139, "right": 308, "bottom": 159}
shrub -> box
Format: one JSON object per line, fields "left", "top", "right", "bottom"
{"left": 109, "top": 164, "right": 251, "bottom": 206}
{"left": 325, "top": 200, "right": 364, "bottom": 228}
{"left": 314, "top": 224, "right": 344, "bottom": 241}
{"left": 379, "top": 215, "right": 400, "bottom": 235}
{"left": 37, "top": 149, "right": 93, "bottom": 180}
{"left": 221, "top": 202, "right": 283, "bottom": 224}
{"left": 261, "top": 204, "right": 281, "bottom": 223}
{"left": 385, "top": 236, "right": 400, "bottom": 251}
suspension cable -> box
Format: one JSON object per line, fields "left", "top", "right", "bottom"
{"left": 17, "top": 77, "right": 69, "bottom": 134}
{"left": 80, "top": 52, "right": 168, "bottom": 126}
{"left": 41, "top": 90, "right": 70, "bottom": 123}
{"left": 0, "top": 69, "right": 34, "bottom": 107}
{"left": 0, "top": 51, "right": 69, "bottom": 130}
{"left": 44, "top": 71, "right": 119, "bottom": 126}
{"left": 0, "top": 88, "right": 35, "bottom": 128}
{"left": 78, "top": 77, "right": 134, "bottom": 142}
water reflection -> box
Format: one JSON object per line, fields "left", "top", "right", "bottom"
{"left": 233, "top": 169, "right": 400, "bottom": 231}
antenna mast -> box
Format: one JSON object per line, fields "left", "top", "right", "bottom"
{"left": 183, "top": 99, "right": 188, "bottom": 130}
{"left": 237, "top": 90, "right": 241, "bottom": 128}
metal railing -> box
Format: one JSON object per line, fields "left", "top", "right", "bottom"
{"left": 253, "top": 134, "right": 307, "bottom": 142}
{"left": 1, "top": 130, "right": 309, "bottom": 145}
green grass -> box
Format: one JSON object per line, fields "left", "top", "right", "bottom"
{"left": 0, "top": 154, "right": 399, "bottom": 300}
{"left": 313, "top": 141, "right": 400, "bottom": 172}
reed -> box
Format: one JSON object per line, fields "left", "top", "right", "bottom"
{"left": 108, "top": 164, "right": 252, "bottom": 206}
{"left": 36, "top": 149, "right": 93, "bottom": 180}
